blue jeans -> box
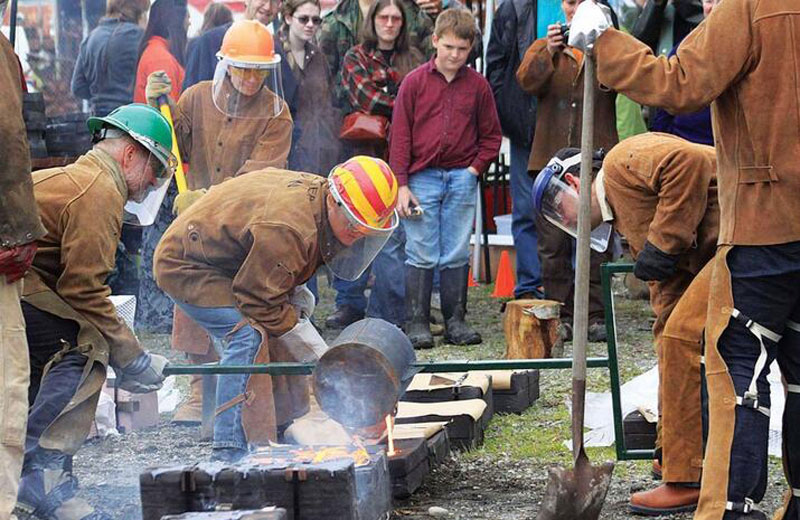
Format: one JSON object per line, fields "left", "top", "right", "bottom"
{"left": 366, "top": 225, "right": 406, "bottom": 326}
{"left": 332, "top": 271, "right": 369, "bottom": 312}
{"left": 403, "top": 167, "right": 478, "bottom": 270}
{"left": 174, "top": 302, "right": 260, "bottom": 451}
{"left": 509, "top": 141, "right": 543, "bottom": 297}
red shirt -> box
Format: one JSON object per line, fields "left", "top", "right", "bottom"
{"left": 389, "top": 58, "right": 502, "bottom": 186}
{"left": 133, "top": 36, "right": 185, "bottom": 104}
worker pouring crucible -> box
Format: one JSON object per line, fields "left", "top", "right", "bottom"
{"left": 534, "top": 132, "right": 719, "bottom": 515}
{"left": 153, "top": 156, "right": 400, "bottom": 463}
{"left": 144, "top": 18, "right": 294, "bottom": 426}
{"left": 12, "top": 104, "right": 174, "bottom": 520}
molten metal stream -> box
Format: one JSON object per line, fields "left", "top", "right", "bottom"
{"left": 386, "top": 415, "right": 396, "bottom": 456}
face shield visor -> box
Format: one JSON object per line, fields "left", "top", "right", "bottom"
{"left": 212, "top": 56, "right": 285, "bottom": 119}
{"left": 532, "top": 155, "right": 612, "bottom": 253}
{"left": 322, "top": 187, "right": 400, "bottom": 282}
{"left": 120, "top": 131, "right": 177, "bottom": 226}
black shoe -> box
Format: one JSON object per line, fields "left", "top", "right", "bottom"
{"left": 324, "top": 305, "right": 364, "bottom": 330}
{"left": 515, "top": 288, "right": 544, "bottom": 300}
{"left": 440, "top": 266, "right": 482, "bottom": 345}
{"left": 559, "top": 322, "right": 573, "bottom": 342}
{"left": 404, "top": 266, "right": 434, "bottom": 349}
{"left": 588, "top": 322, "right": 607, "bottom": 343}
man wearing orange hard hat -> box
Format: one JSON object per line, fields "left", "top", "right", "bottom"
{"left": 154, "top": 156, "right": 399, "bottom": 462}
{"left": 143, "top": 19, "right": 294, "bottom": 426}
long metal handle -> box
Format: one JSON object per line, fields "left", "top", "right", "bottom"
{"left": 572, "top": 48, "right": 596, "bottom": 458}
{"left": 157, "top": 95, "right": 188, "bottom": 194}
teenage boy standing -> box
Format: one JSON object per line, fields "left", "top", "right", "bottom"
{"left": 390, "top": 8, "right": 502, "bottom": 348}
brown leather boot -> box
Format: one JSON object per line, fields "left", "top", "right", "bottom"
{"left": 172, "top": 373, "right": 204, "bottom": 425}
{"left": 629, "top": 483, "right": 700, "bottom": 516}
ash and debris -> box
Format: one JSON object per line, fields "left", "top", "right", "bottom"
{"left": 71, "top": 281, "right": 789, "bottom": 519}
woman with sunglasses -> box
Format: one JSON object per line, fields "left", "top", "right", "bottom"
{"left": 280, "top": 0, "right": 341, "bottom": 176}
{"left": 340, "top": 0, "right": 423, "bottom": 159}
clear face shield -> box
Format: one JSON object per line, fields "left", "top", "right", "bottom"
{"left": 322, "top": 191, "right": 400, "bottom": 282}
{"left": 211, "top": 57, "right": 285, "bottom": 119}
{"left": 532, "top": 155, "right": 612, "bottom": 253}
{"left": 121, "top": 132, "right": 176, "bottom": 226}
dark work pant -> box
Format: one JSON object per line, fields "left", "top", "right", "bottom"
{"left": 534, "top": 210, "right": 611, "bottom": 324}
{"left": 21, "top": 303, "right": 87, "bottom": 462}
{"left": 718, "top": 244, "right": 800, "bottom": 517}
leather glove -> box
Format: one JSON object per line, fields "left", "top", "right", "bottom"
{"left": 116, "top": 352, "right": 169, "bottom": 393}
{"left": 172, "top": 188, "right": 207, "bottom": 216}
{"left": 568, "top": 0, "right": 614, "bottom": 50}
{"left": 634, "top": 240, "right": 680, "bottom": 282}
{"left": 274, "top": 318, "right": 329, "bottom": 363}
{"left": 145, "top": 70, "right": 173, "bottom": 106}
{"left": 290, "top": 284, "right": 316, "bottom": 320}
{"left": 0, "top": 242, "right": 38, "bottom": 283}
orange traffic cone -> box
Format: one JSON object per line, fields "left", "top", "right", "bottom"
{"left": 491, "top": 251, "right": 515, "bottom": 298}
{"left": 468, "top": 266, "right": 479, "bottom": 287}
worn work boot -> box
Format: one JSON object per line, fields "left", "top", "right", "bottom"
{"left": 16, "top": 468, "right": 110, "bottom": 520}
{"left": 172, "top": 373, "right": 204, "bottom": 425}
{"left": 629, "top": 483, "right": 700, "bottom": 516}
{"left": 440, "top": 266, "right": 482, "bottom": 345}
{"left": 588, "top": 322, "right": 608, "bottom": 342}
{"left": 404, "top": 266, "right": 434, "bottom": 349}
{"left": 324, "top": 305, "right": 364, "bottom": 330}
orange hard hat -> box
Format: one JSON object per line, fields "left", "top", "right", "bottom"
{"left": 217, "top": 20, "right": 280, "bottom": 67}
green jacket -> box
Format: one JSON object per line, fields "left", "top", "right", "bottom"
{"left": 319, "top": 0, "right": 435, "bottom": 103}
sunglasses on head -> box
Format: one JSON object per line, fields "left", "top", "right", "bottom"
{"left": 295, "top": 15, "right": 322, "bottom": 26}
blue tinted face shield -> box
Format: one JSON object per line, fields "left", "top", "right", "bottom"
{"left": 532, "top": 154, "right": 612, "bottom": 253}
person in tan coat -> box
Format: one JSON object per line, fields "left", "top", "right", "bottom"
{"left": 0, "top": 27, "right": 47, "bottom": 520}
{"left": 534, "top": 132, "right": 719, "bottom": 514}
{"left": 154, "top": 156, "right": 400, "bottom": 462}
{"left": 516, "top": 0, "right": 618, "bottom": 341}
{"left": 568, "top": 1, "right": 800, "bottom": 517}
{"left": 144, "top": 19, "right": 295, "bottom": 425}
{"left": 13, "top": 104, "right": 174, "bottom": 520}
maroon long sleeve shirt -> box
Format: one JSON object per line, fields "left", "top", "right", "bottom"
{"left": 389, "top": 58, "right": 502, "bottom": 186}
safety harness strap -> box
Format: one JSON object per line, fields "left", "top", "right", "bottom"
{"left": 729, "top": 308, "right": 782, "bottom": 416}
{"left": 793, "top": 488, "right": 800, "bottom": 498}
{"left": 786, "top": 320, "right": 800, "bottom": 333}
{"left": 725, "top": 497, "right": 754, "bottom": 513}
{"left": 788, "top": 384, "right": 800, "bottom": 394}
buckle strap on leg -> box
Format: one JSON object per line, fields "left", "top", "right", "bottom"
{"left": 729, "top": 308, "right": 781, "bottom": 417}
{"left": 788, "top": 384, "right": 800, "bottom": 394}
{"left": 793, "top": 488, "right": 800, "bottom": 498}
{"left": 786, "top": 320, "right": 800, "bottom": 333}
{"left": 726, "top": 497, "right": 754, "bottom": 514}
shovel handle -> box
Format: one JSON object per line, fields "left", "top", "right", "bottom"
{"left": 571, "top": 47, "right": 596, "bottom": 457}
{"left": 157, "top": 94, "right": 188, "bottom": 195}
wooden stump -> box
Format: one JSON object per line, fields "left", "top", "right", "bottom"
{"left": 503, "top": 299, "right": 563, "bottom": 359}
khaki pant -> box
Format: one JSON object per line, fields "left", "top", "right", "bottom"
{"left": 0, "top": 278, "right": 29, "bottom": 520}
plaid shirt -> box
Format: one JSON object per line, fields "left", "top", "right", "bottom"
{"left": 341, "top": 44, "right": 402, "bottom": 116}
{"left": 319, "top": 0, "right": 435, "bottom": 103}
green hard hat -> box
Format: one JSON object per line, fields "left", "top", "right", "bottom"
{"left": 87, "top": 103, "right": 176, "bottom": 176}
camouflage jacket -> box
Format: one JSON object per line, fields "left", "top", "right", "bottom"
{"left": 319, "top": 0, "right": 435, "bottom": 104}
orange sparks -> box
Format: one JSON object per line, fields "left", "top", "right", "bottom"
{"left": 385, "top": 415, "right": 396, "bottom": 456}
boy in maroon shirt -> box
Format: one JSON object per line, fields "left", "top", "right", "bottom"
{"left": 389, "top": 8, "right": 502, "bottom": 348}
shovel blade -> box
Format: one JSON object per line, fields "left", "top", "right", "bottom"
{"left": 537, "top": 456, "right": 615, "bottom": 520}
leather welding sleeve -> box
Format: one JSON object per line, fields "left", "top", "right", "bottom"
{"left": 57, "top": 194, "right": 144, "bottom": 368}
{"left": 230, "top": 222, "right": 311, "bottom": 337}
{"left": 235, "top": 105, "right": 294, "bottom": 175}
{"left": 515, "top": 39, "right": 555, "bottom": 97}
{"left": 593, "top": 0, "right": 753, "bottom": 114}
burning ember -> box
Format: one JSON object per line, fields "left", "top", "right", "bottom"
{"left": 385, "top": 415, "right": 396, "bottom": 456}
{"left": 249, "top": 444, "right": 371, "bottom": 467}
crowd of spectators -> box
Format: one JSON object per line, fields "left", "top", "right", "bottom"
{"left": 64, "top": 0, "right": 715, "bottom": 348}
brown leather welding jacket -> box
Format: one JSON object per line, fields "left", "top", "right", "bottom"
{"left": 516, "top": 39, "right": 618, "bottom": 171}
{"left": 1, "top": 34, "right": 46, "bottom": 248}
{"left": 154, "top": 170, "right": 328, "bottom": 336}
{"left": 594, "top": 0, "right": 800, "bottom": 246}
{"left": 173, "top": 80, "right": 294, "bottom": 190}
{"left": 22, "top": 150, "right": 144, "bottom": 453}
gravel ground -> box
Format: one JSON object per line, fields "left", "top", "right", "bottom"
{"left": 71, "top": 277, "right": 789, "bottom": 519}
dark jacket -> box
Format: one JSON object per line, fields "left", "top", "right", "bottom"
{"left": 1, "top": 34, "right": 45, "bottom": 248}
{"left": 631, "top": 0, "right": 703, "bottom": 55}
{"left": 485, "top": 0, "right": 537, "bottom": 147}
{"left": 71, "top": 17, "right": 144, "bottom": 116}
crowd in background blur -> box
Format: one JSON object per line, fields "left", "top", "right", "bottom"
{"left": 11, "top": 0, "right": 716, "bottom": 343}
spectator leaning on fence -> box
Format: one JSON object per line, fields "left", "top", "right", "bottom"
{"left": 390, "top": 8, "right": 502, "bottom": 349}
{"left": 516, "top": 0, "right": 618, "bottom": 343}
{"left": 71, "top": 0, "right": 150, "bottom": 117}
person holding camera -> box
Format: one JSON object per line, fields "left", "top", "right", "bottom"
{"left": 515, "top": 0, "right": 618, "bottom": 341}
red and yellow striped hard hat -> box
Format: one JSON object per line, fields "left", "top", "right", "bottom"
{"left": 329, "top": 156, "right": 399, "bottom": 232}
